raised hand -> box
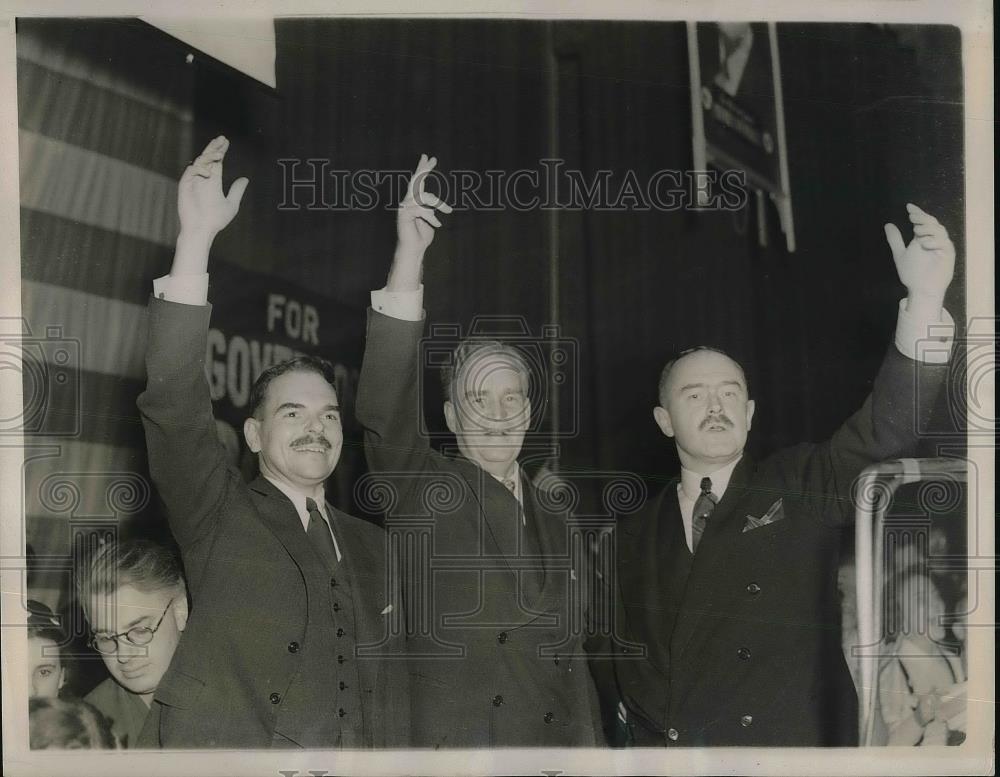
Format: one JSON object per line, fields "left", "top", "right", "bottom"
{"left": 884, "top": 204, "right": 955, "bottom": 307}
{"left": 178, "top": 136, "right": 249, "bottom": 240}
{"left": 396, "top": 153, "right": 453, "bottom": 259}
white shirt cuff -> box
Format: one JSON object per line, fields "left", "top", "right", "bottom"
{"left": 153, "top": 273, "right": 209, "bottom": 306}
{"left": 895, "top": 298, "right": 954, "bottom": 364}
{"left": 371, "top": 285, "right": 424, "bottom": 321}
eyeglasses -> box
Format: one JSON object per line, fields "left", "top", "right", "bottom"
{"left": 88, "top": 598, "right": 174, "bottom": 655}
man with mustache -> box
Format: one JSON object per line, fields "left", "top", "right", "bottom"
{"left": 356, "top": 154, "right": 603, "bottom": 747}
{"left": 136, "top": 136, "right": 405, "bottom": 748}
{"left": 596, "top": 204, "right": 956, "bottom": 746}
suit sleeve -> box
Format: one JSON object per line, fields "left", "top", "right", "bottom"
{"left": 355, "top": 308, "right": 442, "bottom": 507}
{"left": 137, "top": 297, "right": 238, "bottom": 548}
{"left": 781, "top": 343, "right": 948, "bottom": 525}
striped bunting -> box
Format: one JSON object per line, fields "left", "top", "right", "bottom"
{"left": 19, "top": 129, "right": 180, "bottom": 248}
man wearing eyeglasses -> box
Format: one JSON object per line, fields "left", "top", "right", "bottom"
{"left": 78, "top": 539, "right": 188, "bottom": 748}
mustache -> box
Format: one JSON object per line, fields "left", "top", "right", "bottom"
{"left": 290, "top": 435, "right": 333, "bottom": 449}
{"left": 700, "top": 414, "right": 734, "bottom": 430}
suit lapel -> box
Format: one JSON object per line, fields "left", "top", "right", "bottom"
{"left": 670, "top": 456, "right": 757, "bottom": 661}
{"left": 615, "top": 485, "right": 681, "bottom": 679}
{"left": 521, "top": 473, "right": 562, "bottom": 609}
{"left": 249, "top": 476, "right": 328, "bottom": 579}
{"left": 650, "top": 484, "right": 689, "bottom": 674}
{"left": 452, "top": 456, "right": 519, "bottom": 572}
{"left": 330, "top": 508, "right": 380, "bottom": 640}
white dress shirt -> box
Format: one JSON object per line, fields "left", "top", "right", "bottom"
{"left": 676, "top": 457, "right": 740, "bottom": 553}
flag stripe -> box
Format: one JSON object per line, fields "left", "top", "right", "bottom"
{"left": 17, "top": 58, "right": 190, "bottom": 180}
{"left": 20, "top": 209, "right": 172, "bottom": 305}
{"left": 21, "top": 280, "right": 147, "bottom": 380}
{"left": 16, "top": 20, "right": 194, "bottom": 123}
{"left": 19, "top": 129, "right": 179, "bottom": 247}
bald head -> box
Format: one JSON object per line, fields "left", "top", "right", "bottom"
{"left": 653, "top": 347, "right": 755, "bottom": 473}
{"left": 658, "top": 347, "right": 749, "bottom": 407}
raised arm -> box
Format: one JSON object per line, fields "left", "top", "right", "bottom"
{"left": 137, "top": 137, "right": 249, "bottom": 548}
{"left": 356, "top": 155, "right": 453, "bottom": 479}
{"left": 787, "top": 204, "right": 956, "bottom": 522}
{"left": 387, "top": 153, "right": 451, "bottom": 294}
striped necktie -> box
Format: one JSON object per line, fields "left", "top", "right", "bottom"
{"left": 691, "top": 477, "right": 717, "bottom": 553}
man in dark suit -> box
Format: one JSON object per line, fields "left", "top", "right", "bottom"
{"left": 593, "top": 203, "right": 956, "bottom": 746}
{"left": 356, "top": 154, "right": 602, "bottom": 747}
{"left": 137, "top": 136, "right": 406, "bottom": 748}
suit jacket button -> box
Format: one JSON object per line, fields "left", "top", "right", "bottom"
{"left": 667, "top": 727, "right": 679, "bottom": 741}
{"left": 738, "top": 647, "right": 751, "bottom": 660}
{"left": 333, "top": 602, "right": 341, "bottom": 612}
{"left": 287, "top": 641, "right": 300, "bottom": 653}
{"left": 497, "top": 631, "right": 508, "bottom": 644}
{"left": 337, "top": 628, "right": 345, "bottom": 637}
{"left": 543, "top": 712, "right": 554, "bottom": 724}
{"left": 338, "top": 655, "right": 346, "bottom": 664}
{"left": 338, "top": 708, "right": 347, "bottom": 717}
{"left": 269, "top": 693, "right": 281, "bottom": 705}
{"left": 492, "top": 695, "right": 504, "bottom": 707}
{"left": 746, "top": 582, "right": 761, "bottom": 595}
{"left": 740, "top": 714, "right": 753, "bottom": 727}
{"left": 339, "top": 681, "right": 347, "bottom": 691}
{"left": 330, "top": 577, "right": 338, "bottom": 587}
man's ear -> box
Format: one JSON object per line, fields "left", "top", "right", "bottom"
{"left": 443, "top": 401, "right": 458, "bottom": 435}
{"left": 172, "top": 592, "right": 190, "bottom": 633}
{"left": 653, "top": 406, "right": 675, "bottom": 438}
{"left": 745, "top": 399, "right": 756, "bottom": 431}
{"left": 243, "top": 416, "right": 262, "bottom": 453}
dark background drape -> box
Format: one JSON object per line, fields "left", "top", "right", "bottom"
{"left": 273, "top": 20, "right": 965, "bottom": 491}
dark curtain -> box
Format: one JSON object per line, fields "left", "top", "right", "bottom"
{"left": 273, "top": 20, "right": 965, "bottom": 494}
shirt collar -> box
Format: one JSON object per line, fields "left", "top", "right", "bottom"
{"left": 680, "top": 455, "right": 742, "bottom": 502}
{"left": 264, "top": 476, "right": 342, "bottom": 562}
{"left": 264, "top": 475, "right": 326, "bottom": 523}
{"left": 488, "top": 461, "right": 522, "bottom": 500}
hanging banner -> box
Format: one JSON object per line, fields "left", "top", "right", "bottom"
{"left": 688, "top": 22, "right": 796, "bottom": 251}
{"left": 203, "top": 261, "right": 364, "bottom": 431}
{"left": 202, "top": 261, "right": 367, "bottom": 510}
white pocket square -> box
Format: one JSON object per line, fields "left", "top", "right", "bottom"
{"left": 380, "top": 604, "right": 393, "bottom": 615}
{"left": 742, "top": 498, "right": 785, "bottom": 532}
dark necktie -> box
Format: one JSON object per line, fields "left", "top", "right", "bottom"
{"left": 691, "top": 477, "right": 717, "bottom": 553}
{"left": 305, "top": 497, "right": 338, "bottom": 569}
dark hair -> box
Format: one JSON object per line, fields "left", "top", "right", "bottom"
{"left": 75, "top": 539, "right": 185, "bottom": 619}
{"left": 440, "top": 339, "right": 532, "bottom": 403}
{"left": 657, "top": 345, "right": 749, "bottom": 406}
{"left": 248, "top": 356, "right": 339, "bottom": 418}
{"left": 27, "top": 600, "right": 65, "bottom": 646}
{"left": 29, "top": 697, "right": 117, "bottom": 749}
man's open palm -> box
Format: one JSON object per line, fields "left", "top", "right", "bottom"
{"left": 178, "top": 135, "right": 249, "bottom": 238}
{"left": 884, "top": 204, "right": 955, "bottom": 300}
